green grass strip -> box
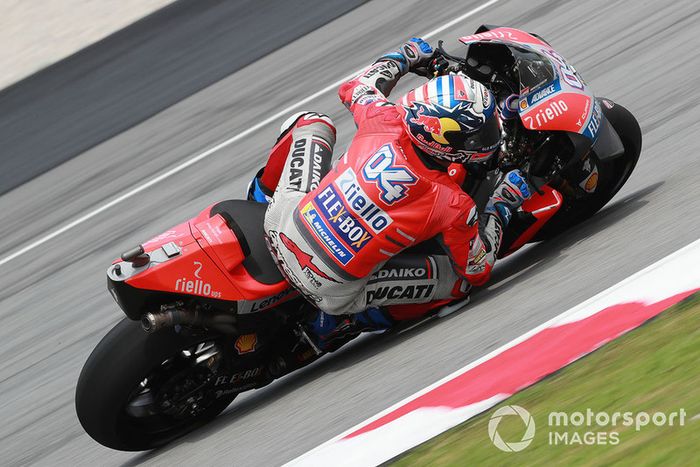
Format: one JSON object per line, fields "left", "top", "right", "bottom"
{"left": 393, "top": 295, "right": 700, "bottom": 466}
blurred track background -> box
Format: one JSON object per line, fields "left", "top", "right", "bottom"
{"left": 1, "top": 0, "right": 699, "bottom": 465}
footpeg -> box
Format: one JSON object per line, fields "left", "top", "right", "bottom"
{"left": 296, "top": 324, "right": 323, "bottom": 356}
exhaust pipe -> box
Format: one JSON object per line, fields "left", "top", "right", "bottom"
{"left": 142, "top": 307, "right": 237, "bottom": 334}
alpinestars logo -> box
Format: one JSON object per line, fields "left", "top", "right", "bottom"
{"left": 279, "top": 232, "right": 338, "bottom": 283}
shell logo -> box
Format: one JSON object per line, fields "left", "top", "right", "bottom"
{"left": 583, "top": 172, "right": 599, "bottom": 192}
{"left": 234, "top": 334, "right": 257, "bottom": 354}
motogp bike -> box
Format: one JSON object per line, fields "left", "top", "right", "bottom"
{"left": 75, "top": 25, "right": 641, "bottom": 451}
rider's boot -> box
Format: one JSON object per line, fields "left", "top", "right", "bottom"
{"left": 246, "top": 111, "right": 336, "bottom": 203}
{"left": 307, "top": 307, "right": 395, "bottom": 352}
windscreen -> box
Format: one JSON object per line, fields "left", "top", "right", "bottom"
{"left": 463, "top": 42, "right": 557, "bottom": 96}
{"left": 511, "top": 45, "right": 556, "bottom": 93}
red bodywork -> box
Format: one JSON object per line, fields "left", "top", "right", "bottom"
{"left": 122, "top": 203, "right": 296, "bottom": 307}
{"left": 115, "top": 186, "right": 560, "bottom": 318}
{"left": 502, "top": 185, "right": 563, "bottom": 255}
{"left": 448, "top": 163, "right": 563, "bottom": 255}
{"left": 459, "top": 27, "right": 597, "bottom": 138}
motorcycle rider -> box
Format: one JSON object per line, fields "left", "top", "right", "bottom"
{"left": 250, "top": 38, "right": 532, "bottom": 350}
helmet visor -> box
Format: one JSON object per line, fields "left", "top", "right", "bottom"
{"left": 455, "top": 113, "right": 502, "bottom": 153}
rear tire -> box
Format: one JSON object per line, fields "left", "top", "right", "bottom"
{"left": 75, "top": 318, "right": 236, "bottom": 451}
{"left": 532, "top": 101, "right": 642, "bottom": 241}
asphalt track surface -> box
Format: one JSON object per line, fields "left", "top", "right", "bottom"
{"left": 1, "top": 0, "right": 699, "bottom": 465}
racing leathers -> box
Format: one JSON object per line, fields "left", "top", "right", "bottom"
{"left": 261, "top": 39, "right": 528, "bottom": 321}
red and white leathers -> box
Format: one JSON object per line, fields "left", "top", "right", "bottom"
{"left": 263, "top": 58, "right": 503, "bottom": 317}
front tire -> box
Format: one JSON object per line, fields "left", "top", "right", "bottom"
{"left": 532, "top": 101, "right": 642, "bottom": 241}
{"left": 75, "top": 318, "right": 236, "bottom": 451}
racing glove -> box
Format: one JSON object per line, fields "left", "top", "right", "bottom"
{"left": 473, "top": 169, "right": 532, "bottom": 265}
{"left": 377, "top": 37, "right": 434, "bottom": 76}
{"left": 484, "top": 169, "right": 532, "bottom": 226}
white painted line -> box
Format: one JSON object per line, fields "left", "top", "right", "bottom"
{"left": 0, "top": 0, "right": 500, "bottom": 268}
{"left": 288, "top": 237, "right": 700, "bottom": 465}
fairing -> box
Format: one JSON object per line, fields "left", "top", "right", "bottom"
{"left": 459, "top": 27, "right": 600, "bottom": 140}
{"left": 493, "top": 184, "right": 563, "bottom": 259}
{"left": 109, "top": 203, "right": 295, "bottom": 319}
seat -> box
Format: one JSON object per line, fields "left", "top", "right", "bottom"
{"left": 210, "top": 200, "right": 284, "bottom": 285}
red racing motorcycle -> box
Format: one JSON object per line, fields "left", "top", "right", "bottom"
{"left": 76, "top": 25, "right": 641, "bottom": 451}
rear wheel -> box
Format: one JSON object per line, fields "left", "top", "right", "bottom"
{"left": 532, "top": 101, "right": 642, "bottom": 241}
{"left": 75, "top": 318, "right": 236, "bottom": 451}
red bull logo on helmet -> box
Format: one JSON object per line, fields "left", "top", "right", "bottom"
{"left": 410, "top": 112, "right": 444, "bottom": 136}
{"left": 410, "top": 108, "right": 462, "bottom": 149}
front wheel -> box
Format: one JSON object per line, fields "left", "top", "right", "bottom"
{"left": 532, "top": 100, "right": 642, "bottom": 241}
{"left": 75, "top": 318, "right": 236, "bottom": 451}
